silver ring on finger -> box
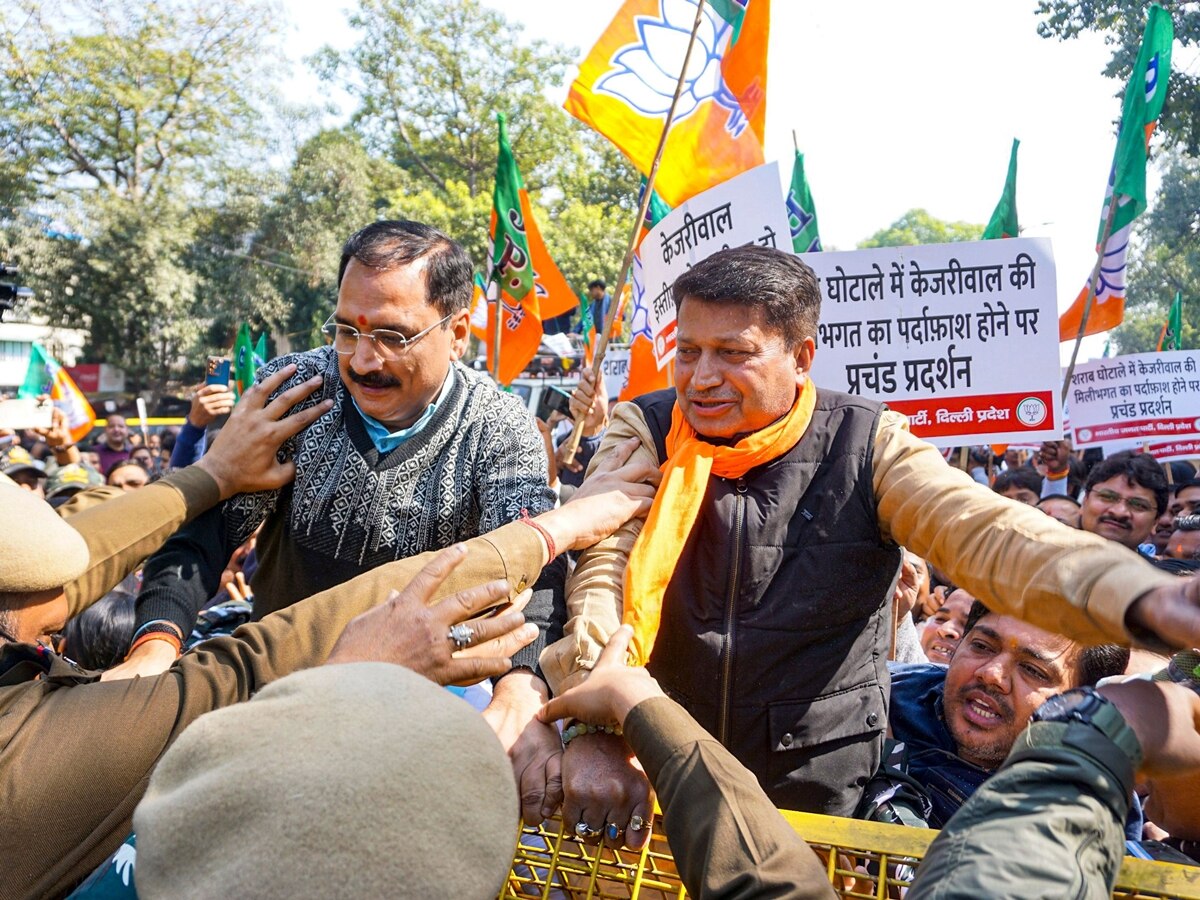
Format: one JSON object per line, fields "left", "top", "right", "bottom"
{"left": 628, "top": 814, "right": 645, "bottom": 832}
{"left": 447, "top": 623, "right": 476, "bottom": 651}
{"left": 575, "top": 821, "right": 601, "bottom": 839}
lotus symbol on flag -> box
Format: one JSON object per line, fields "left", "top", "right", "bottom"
{"left": 596, "top": 0, "right": 747, "bottom": 137}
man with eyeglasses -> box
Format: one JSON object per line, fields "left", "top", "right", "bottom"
{"left": 116, "top": 221, "right": 572, "bottom": 822}
{"left": 1080, "top": 451, "right": 1167, "bottom": 555}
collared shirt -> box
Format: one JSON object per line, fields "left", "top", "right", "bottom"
{"left": 351, "top": 369, "right": 454, "bottom": 455}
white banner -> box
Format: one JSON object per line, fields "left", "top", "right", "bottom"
{"left": 1068, "top": 350, "right": 1200, "bottom": 447}
{"left": 641, "top": 162, "right": 792, "bottom": 368}
{"left": 600, "top": 345, "right": 631, "bottom": 399}
{"left": 804, "top": 238, "right": 1062, "bottom": 447}
{"left": 1141, "top": 438, "right": 1200, "bottom": 464}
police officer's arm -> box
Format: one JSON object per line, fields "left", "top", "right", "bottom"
{"left": 539, "top": 400, "right": 660, "bottom": 695}
{"left": 873, "top": 410, "right": 1179, "bottom": 648}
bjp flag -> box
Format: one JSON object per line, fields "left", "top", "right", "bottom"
{"left": 486, "top": 115, "right": 579, "bottom": 384}
{"left": 1059, "top": 5, "right": 1172, "bottom": 342}
{"left": 566, "top": 0, "right": 769, "bottom": 207}
{"left": 17, "top": 342, "right": 96, "bottom": 443}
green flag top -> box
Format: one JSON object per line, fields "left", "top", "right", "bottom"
{"left": 490, "top": 113, "right": 534, "bottom": 302}
{"left": 982, "top": 138, "right": 1020, "bottom": 240}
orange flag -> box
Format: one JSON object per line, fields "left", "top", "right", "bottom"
{"left": 566, "top": 0, "right": 769, "bottom": 207}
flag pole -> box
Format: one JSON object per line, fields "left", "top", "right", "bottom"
{"left": 561, "top": 0, "right": 709, "bottom": 465}
{"left": 1061, "top": 190, "right": 1121, "bottom": 406}
{"left": 792, "top": 129, "right": 798, "bottom": 153}
{"left": 487, "top": 263, "right": 503, "bottom": 384}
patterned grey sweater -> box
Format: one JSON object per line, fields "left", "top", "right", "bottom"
{"left": 136, "top": 347, "right": 556, "bottom": 644}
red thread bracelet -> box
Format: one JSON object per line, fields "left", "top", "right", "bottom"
{"left": 519, "top": 508, "right": 557, "bottom": 561}
{"left": 126, "top": 631, "right": 182, "bottom": 659}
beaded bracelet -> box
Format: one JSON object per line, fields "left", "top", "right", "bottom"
{"left": 561, "top": 720, "right": 623, "bottom": 748}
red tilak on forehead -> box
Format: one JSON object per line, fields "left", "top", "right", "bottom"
{"left": 357, "top": 315, "right": 368, "bottom": 326}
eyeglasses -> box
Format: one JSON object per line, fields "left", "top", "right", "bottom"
{"left": 321, "top": 314, "right": 451, "bottom": 361}
{"left": 1090, "top": 488, "right": 1155, "bottom": 514}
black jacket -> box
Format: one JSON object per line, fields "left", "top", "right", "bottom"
{"left": 637, "top": 387, "right": 902, "bottom": 816}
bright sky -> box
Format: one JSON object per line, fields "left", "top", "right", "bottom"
{"left": 281, "top": 0, "right": 1190, "bottom": 364}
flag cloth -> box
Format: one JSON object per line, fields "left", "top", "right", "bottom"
{"left": 1157, "top": 291, "right": 1183, "bottom": 351}
{"left": 982, "top": 138, "right": 1020, "bottom": 240}
{"left": 232, "top": 325, "right": 268, "bottom": 399}
{"left": 487, "top": 114, "right": 544, "bottom": 386}
{"left": 469, "top": 272, "right": 489, "bottom": 341}
{"left": 620, "top": 254, "right": 672, "bottom": 401}
{"left": 17, "top": 343, "right": 95, "bottom": 443}
{"left": 1059, "top": 5, "right": 1173, "bottom": 342}
{"left": 580, "top": 291, "right": 596, "bottom": 365}
{"left": 566, "top": 0, "right": 769, "bottom": 207}
{"left": 786, "top": 149, "right": 822, "bottom": 253}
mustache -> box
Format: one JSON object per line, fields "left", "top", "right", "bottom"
{"left": 348, "top": 369, "right": 402, "bottom": 389}
{"left": 958, "top": 683, "right": 1014, "bottom": 721}
{"left": 1098, "top": 515, "right": 1131, "bottom": 528}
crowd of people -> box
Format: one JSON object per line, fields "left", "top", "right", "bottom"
{"left": 2, "top": 220, "right": 1200, "bottom": 899}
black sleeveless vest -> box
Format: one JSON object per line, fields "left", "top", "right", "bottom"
{"left": 633, "top": 387, "right": 902, "bottom": 816}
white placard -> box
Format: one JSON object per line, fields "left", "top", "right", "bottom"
{"left": 600, "top": 345, "right": 631, "bottom": 399}
{"left": 641, "top": 162, "right": 792, "bottom": 368}
{"left": 1068, "top": 350, "right": 1200, "bottom": 447}
{"left": 804, "top": 238, "right": 1062, "bottom": 447}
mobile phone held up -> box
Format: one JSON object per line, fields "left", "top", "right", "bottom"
{"left": 205, "top": 356, "right": 231, "bottom": 387}
{"left": 0, "top": 397, "right": 53, "bottom": 431}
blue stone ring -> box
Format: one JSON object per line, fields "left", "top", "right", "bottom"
{"left": 605, "top": 823, "right": 624, "bottom": 841}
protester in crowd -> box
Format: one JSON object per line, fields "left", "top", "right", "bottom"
{"left": 542, "top": 246, "right": 1199, "bottom": 846}
{"left": 59, "top": 587, "right": 136, "bottom": 670}
{"left": 129, "top": 445, "right": 158, "bottom": 475}
{"left": 1165, "top": 514, "right": 1200, "bottom": 561}
{"left": 145, "top": 432, "right": 161, "bottom": 454}
{"left": 1079, "top": 451, "right": 1166, "bottom": 555}
{"left": 992, "top": 467, "right": 1042, "bottom": 505}
{"left": 1, "top": 445, "right": 46, "bottom": 496}
{"left": 0, "top": 426, "right": 651, "bottom": 899}
{"left": 1152, "top": 483, "right": 1187, "bottom": 555}
{"left": 575, "top": 278, "right": 611, "bottom": 337}
{"left": 157, "top": 429, "right": 176, "bottom": 471}
{"left": 1037, "top": 493, "right": 1081, "bottom": 528}
{"left": 106, "top": 458, "right": 149, "bottom": 491}
{"left": 44, "top": 462, "right": 105, "bottom": 508}
{"left": 169, "top": 382, "right": 235, "bottom": 469}
{"left": 538, "top": 624, "right": 1200, "bottom": 899}
{"left": 1177, "top": 479, "right": 1200, "bottom": 517}
{"left": 864, "top": 600, "right": 1130, "bottom": 833}
{"left": 919, "top": 587, "right": 974, "bottom": 666}
{"left": 1036, "top": 437, "right": 1081, "bottom": 498}
{"left": 91, "top": 414, "right": 133, "bottom": 474}
{"left": 118, "top": 220, "right": 568, "bottom": 823}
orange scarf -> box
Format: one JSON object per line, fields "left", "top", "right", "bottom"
{"left": 623, "top": 379, "right": 817, "bottom": 665}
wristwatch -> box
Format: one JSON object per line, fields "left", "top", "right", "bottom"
{"left": 1030, "top": 687, "right": 1143, "bottom": 782}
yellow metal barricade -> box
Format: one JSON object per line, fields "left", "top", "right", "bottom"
{"left": 502, "top": 813, "right": 1200, "bottom": 899}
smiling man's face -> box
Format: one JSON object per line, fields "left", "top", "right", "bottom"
{"left": 1080, "top": 474, "right": 1159, "bottom": 550}
{"left": 673, "top": 297, "right": 812, "bottom": 440}
{"left": 942, "top": 613, "right": 1079, "bottom": 770}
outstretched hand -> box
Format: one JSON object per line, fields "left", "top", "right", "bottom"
{"left": 326, "top": 544, "right": 538, "bottom": 686}
{"left": 1127, "top": 579, "right": 1200, "bottom": 651}
{"left": 197, "top": 364, "right": 333, "bottom": 499}
{"left": 536, "top": 436, "right": 659, "bottom": 554}
{"left": 541, "top": 626, "right": 660, "bottom": 850}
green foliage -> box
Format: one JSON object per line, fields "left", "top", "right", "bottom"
{"left": 1111, "top": 151, "right": 1200, "bottom": 353}
{"left": 856, "top": 209, "right": 984, "bottom": 248}
{"left": 0, "top": 0, "right": 282, "bottom": 392}
{"left": 0, "top": 0, "right": 278, "bottom": 204}
{"left": 1035, "top": 1, "right": 1200, "bottom": 155}
{"left": 317, "top": 0, "right": 638, "bottom": 301}
{"left": 316, "top": 0, "right": 578, "bottom": 196}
